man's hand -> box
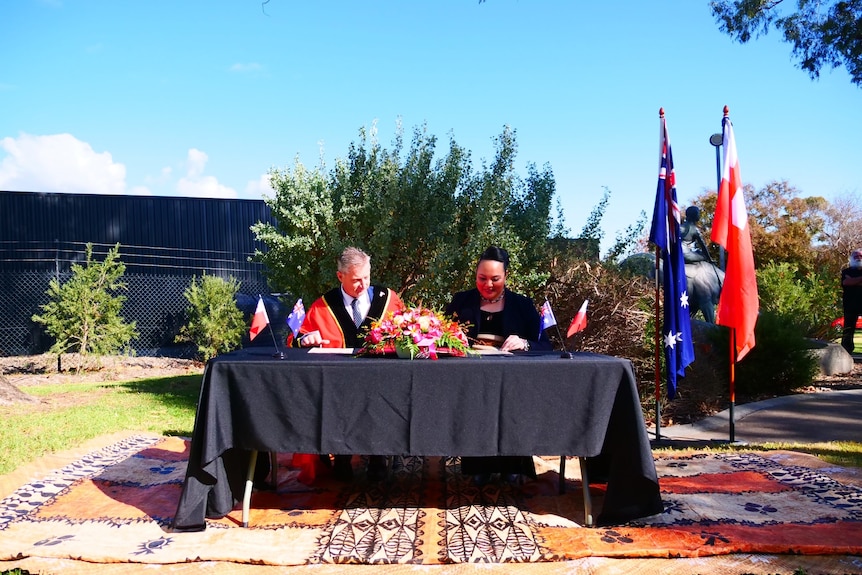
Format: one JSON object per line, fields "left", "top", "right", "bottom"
{"left": 300, "top": 330, "right": 330, "bottom": 347}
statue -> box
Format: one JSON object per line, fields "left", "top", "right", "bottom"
{"left": 680, "top": 206, "right": 710, "bottom": 264}
{"left": 679, "top": 206, "right": 724, "bottom": 324}
{"left": 620, "top": 205, "right": 725, "bottom": 324}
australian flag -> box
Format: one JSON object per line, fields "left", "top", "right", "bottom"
{"left": 648, "top": 110, "right": 694, "bottom": 399}
{"left": 286, "top": 298, "right": 305, "bottom": 338}
{"left": 540, "top": 300, "right": 557, "bottom": 331}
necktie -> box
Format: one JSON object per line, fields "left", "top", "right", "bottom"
{"left": 351, "top": 298, "right": 363, "bottom": 328}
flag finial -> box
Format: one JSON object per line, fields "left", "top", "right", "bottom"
{"left": 659, "top": 107, "right": 664, "bottom": 118}
{"left": 723, "top": 105, "right": 730, "bottom": 117}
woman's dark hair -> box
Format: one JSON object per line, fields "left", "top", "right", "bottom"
{"left": 478, "top": 245, "right": 509, "bottom": 271}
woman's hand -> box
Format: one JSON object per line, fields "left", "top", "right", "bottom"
{"left": 501, "top": 335, "right": 529, "bottom": 352}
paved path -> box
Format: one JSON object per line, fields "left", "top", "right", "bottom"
{"left": 650, "top": 388, "right": 862, "bottom": 444}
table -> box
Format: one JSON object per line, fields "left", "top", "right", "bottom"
{"left": 171, "top": 348, "right": 662, "bottom": 532}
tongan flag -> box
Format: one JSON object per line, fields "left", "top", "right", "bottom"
{"left": 566, "top": 300, "right": 589, "bottom": 338}
{"left": 286, "top": 298, "right": 306, "bottom": 338}
{"left": 540, "top": 300, "right": 557, "bottom": 335}
{"left": 711, "top": 107, "right": 758, "bottom": 360}
{"left": 249, "top": 295, "right": 270, "bottom": 341}
{"left": 648, "top": 110, "right": 694, "bottom": 399}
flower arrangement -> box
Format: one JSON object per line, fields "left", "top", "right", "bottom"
{"left": 358, "top": 305, "right": 473, "bottom": 359}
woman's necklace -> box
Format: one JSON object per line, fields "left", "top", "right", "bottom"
{"left": 480, "top": 293, "right": 504, "bottom": 304}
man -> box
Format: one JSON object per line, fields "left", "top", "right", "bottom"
{"left": 841, "top": 248, "right": 862, "bottom": 354}
{"left": 290, "top": 246, "right": 404, "bottom": 348}
{"left": 290, "top": 246, "right": 404, "bottom": 481}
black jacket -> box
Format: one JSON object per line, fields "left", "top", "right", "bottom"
{"left": 445, "top": 288, "right": 552, "bottom": 351}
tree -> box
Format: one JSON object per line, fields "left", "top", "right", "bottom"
{"left": 175, "top": 274, "right": 246, "bottom": 361}
{"left": 819, "top": 191, "right": 862, "bottom": 274}
{"left": 32, "top": 243, "right": 138, "bottom": 360}
{"left": 689, "top": 180, "right": 830, "bottom": 274}
{"left": 710, "top": 0, "right": 862, "bottom": 87}
{"left": 252, "top": 122, "right": 561, "bottom": 309}
{"left": 688, "top": 181, "right": 858, "bottom": 335}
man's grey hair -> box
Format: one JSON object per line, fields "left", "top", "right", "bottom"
{"left": 338, "top": 247, "right": 371, "bottom": 273}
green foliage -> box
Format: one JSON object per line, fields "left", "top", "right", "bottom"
{"left": 712, "top": 311, "right": 820, "bottom": 398}
{"left": 710, "top": 0, "right": 862, "bottom": 87}
{"left": 253, "top": 122, "right": 561, "bottom": 308}
{"left": 604, "top": 210, "right": 648, "bottom": 264}
{"left": 32, "top": 243, "right": 137, "bottom": 360}
{"left": 578, "top": 187, "right": 609, "bottom": 245}
{"left": 175, "top": 274, "right": 246, "bottom": 361}
{"left": 756, "top": 261, "right": 841, "bottom": 339}
{"left": 251, "top": 157, "right": 336, "bottom": 303}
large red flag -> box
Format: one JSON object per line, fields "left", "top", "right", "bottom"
{"left": 710, "top": 107, "right": 758, "bottom": 360}
{"left": 249, "top": 296, "right": 270, "bottom": 341}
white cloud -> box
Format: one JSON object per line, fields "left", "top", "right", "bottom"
{"left": 185, "top": 148, "right": 208, "bottom": 178}
{"left": 175, "top": 148, "right": 237, "bottom": 198}
{"left": 145, "top": 166, "right": 173, "bottom": 187}
{"left": 243, "top": 173, "right": 273, "bottom": 198}
{"left": 0, "top": 133, "right": 131, "bottom": 194}
{"left": 0, "top": 133, "right": 243, "bottom": 200}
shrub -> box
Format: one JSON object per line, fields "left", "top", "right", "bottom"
{"left": 175, "top": 274, "right": 246, "bottom": 361}
{"left": 710, "top": 311, "right": 819, "bottom": 399}
{"left": 756, "top": 261, "right": 841, "bottom": 339}
{"left": 32, "top": 243, "right": 138, "bottom": 363}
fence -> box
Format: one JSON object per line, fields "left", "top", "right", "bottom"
{"left": 0, "top": 241, "right": 288, "bottom": 357}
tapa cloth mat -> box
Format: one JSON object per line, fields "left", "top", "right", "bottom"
{"left": 1, "top": 432, "right": 861, "bottom": 569}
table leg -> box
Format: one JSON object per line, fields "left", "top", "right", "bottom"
{"left": 242, "top": 450, "right": 258, "bottom": 528}
{"left": 558, "top": 456, "right": 566, "bottom": 494}
{"left": 579, "top": 457, "right": 593, "bottom": 527}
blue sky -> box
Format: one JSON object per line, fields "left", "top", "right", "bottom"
{"left": 2, "top": 1, "right": 860, "bottom": 255}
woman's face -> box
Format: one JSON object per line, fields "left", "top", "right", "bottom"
{"left": 475, "top": 259, "right": 507, "bottom": 301}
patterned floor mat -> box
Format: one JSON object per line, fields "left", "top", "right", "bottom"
{"left": 1, "top": 435, "right": 861, "bottom": 568}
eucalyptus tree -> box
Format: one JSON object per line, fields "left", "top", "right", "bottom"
{"left": 252, "top": 123, "right": 561, "bottom": 309}
{"left": 710, "top": 0, "right": 862, "bottom": 86}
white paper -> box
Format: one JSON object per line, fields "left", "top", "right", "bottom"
{"left": 470, "top": 345, "right": 513, "bottom": 356}
{"left": 307, "top": 347, "right": 355, "bottom": 354}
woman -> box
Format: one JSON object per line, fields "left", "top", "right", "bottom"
{"left": 445, "top": 246, "right": 552, "bottom": 484}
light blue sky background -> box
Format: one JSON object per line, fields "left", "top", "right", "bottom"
{"left": 2, "top": 1, "right": 860, "bottom": 255}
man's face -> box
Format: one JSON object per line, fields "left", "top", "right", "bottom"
{"left": 852, "top": 252, "right": 862, "bottom": 268}
{"left": 337, "top": 261, "right": 371, "bottom": 298}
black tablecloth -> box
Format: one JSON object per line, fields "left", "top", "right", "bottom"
{"left": 172, "top": 348, "right": 662, "bottom": 531}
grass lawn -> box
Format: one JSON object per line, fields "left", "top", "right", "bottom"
{"left": 1, "top": 371, "right": 861, "bottom": 477}
{"left": 0, "top": 374, "right": 200, "bottom": 475}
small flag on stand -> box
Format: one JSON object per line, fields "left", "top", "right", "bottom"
{"left": 540, "top": 300, "right": 557, "bottom": 333}
{"left": 567, "top": 300, "right": 588, "bottom": 338}
{"left": 286, "top": 298, "right": 306, "bottom": 338}
{"left": 249, "top": 296, "right": 270, "bottom": 341}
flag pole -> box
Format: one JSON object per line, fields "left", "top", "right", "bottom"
{"left": 654, "top": 244, "right": 662, "bottom": 441}
{"left": 262, "top": 294, "right": 285, "bottom": 359}
{"left": 729, "top": 328, "right": 737, "bottom": 442}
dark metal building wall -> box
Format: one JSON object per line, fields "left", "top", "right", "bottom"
{"left": 0, "top": 191, "right": 287, "bottom": 357}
